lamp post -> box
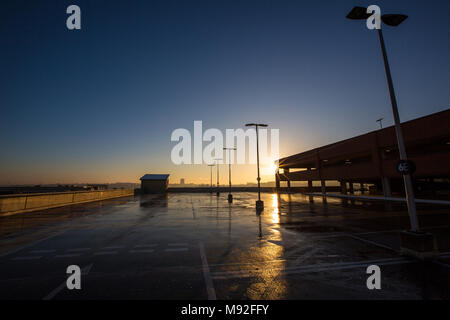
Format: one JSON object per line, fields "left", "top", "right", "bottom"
{"left": 223, "top": 147, "right": 237, "bottom": 203}
{"left": 208, "top": 164, "right": 215, "bottom": 194}
{"left": 245, "top": 123, "right": 268, "bottom": 211}
{"left": 215, "top": 158, "right": 222, "bottom": 197}
{"left": 376, "top": 118, "right": 384, "bottom": 129}
{"left": 347, "top": 6, "right": 419, "bottom": 232}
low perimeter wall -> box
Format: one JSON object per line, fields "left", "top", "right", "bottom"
{"left": 167, "top": 186, "right": 341, "bottom": 193}
{"left": 0, "top": 189, "right": 134, "bottom": 217}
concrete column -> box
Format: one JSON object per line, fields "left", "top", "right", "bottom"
{"left": 275, "top": 171, "right": 280, "bottom": 189}
{"left": 348, "top": 181, "right": 354, "bottom": 194}
{"left": 381, "top": 176, "right": 392, "bottom": 197}
{"left": 430, "top": 178, "right": 436, "bottom": 196}
{"left": 321, "top": 180, "right": 327, "bottom": 204}
{"left": 308, "top": 180, "right": 313, "bottom": 203}
{"left": 340, "top": 180, "right": 348, "bottom": 194}
{"left": 348, "top": 181, "right": 355, "bottom": 205}
{"left": 340, "top": 180, "right": 348, "bottom": 206}
{"left": 285, "top": 168, "right": 291, "bottom": 191}
{"left": 381, "top": 176, "right": 392, "bottom": 211}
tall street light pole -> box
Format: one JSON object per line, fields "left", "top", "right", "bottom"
{"left": 245, "top": 123, "right": 268, "bottom": 211}
{"left": 347, "top": 6, "right": 419, "bottom": 232}
{"left": 215, "top": 158, "right": 222, "bottom": 197}
{"left": 208, "top": 164, "right": 215, "bottom": 194}
{"left": 376, "top": 118, "right": 384, "bottom": 129}
{"left": 223, "top": 147, "right": 237, "bottom": 203}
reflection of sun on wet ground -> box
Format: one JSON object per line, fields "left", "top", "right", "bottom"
{"left": 245, "top": 240, "right": 287, "bottom": 299}
{"left": 215, "top": 193, "right": 287, "bottom": 299}
{"left": 271, "top": 193, "right": 280, "bottom": 224}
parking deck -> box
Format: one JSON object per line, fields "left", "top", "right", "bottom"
{"left": 0, "top": 192, "right": 449, "bottom": 299}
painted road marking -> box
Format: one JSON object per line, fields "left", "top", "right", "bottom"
{"left": 103, "top": 246, "right": 125, "bottom": 250}
{"left": 165, "top": 248, "right": 188, "bottom": 252}
{"left": 283, "top": 258, "right": 412, "bottom": 276}
{"left": 134, "top": 244, "right": 157, "bottom": 248}
{"left": 94, "top": 251, "right": 118, "bottom": 256}
{"left": 43, "top": 263, "right": 93, "bottom": 300}
{"left": 211, "top": 257, "right": 412, "bottom": 280}
{"left": 168, "top": 243, "right": 188, "bottom": 246}
{"left": 348, "top": 234, "right": 396, "bottom": 252}
{"left": 199, "top": 242, "right": 216, "bottom": 300}
{"left": 315, "top": 255, "right": 341, "bottom": 258}
{"left": 130, "top": 249, "right": 155, "bottom": 254}
{"left": 29, "top": 249, "right": 56, "bottom": 254}
{"left": 55, "top": 253, "right": 82, "bottom": 258}
{"left": 209, "top": 259, "right": 286, "bottom": 268}
{"left": 11, "top": 256, "right": 42, "bottom": 261}
{"left": 0, "top": 231, "right": 66, "bottom": 258}
{"left": 67, "top": 248, "right": 91, "bottom": 252}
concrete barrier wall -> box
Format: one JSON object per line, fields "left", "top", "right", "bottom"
{"left": 0, "top": 189, "right": 134, "bottom": 217}
{"left": 167, "top": 186, "right": 341, "bottom": 193}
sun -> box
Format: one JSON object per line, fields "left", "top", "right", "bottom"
{"left": 269, "top": 163, "right": 278, "bottom": 174}
{"left": 261, "top": 162, "right": 278, "bottom": 176}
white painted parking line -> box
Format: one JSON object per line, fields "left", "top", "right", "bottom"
{"left": 67, "top": 248, "right": 91, "bottom": 252}
{"left": 165, "top": 248, "right": 188, "bottom": 252}
{"left": 168, "top": 243, "right": 188, "bottom": 246}
{"left": 293, "top": 233, "right": 345, "bottom": 240}
{"left": 29, "top": 249, "right": 56, "bottom": 254}
{"left": 130, "top": 249, "right": 155, "bottom": 253}
{"left": 43, "top": 263, "right": 93, "bottom": 300}
{"left": 348, "top": 234, "right": 396, "bottom": 252}
{"left": 315, "top": 255, "right": 340, "bottom": 258}
{"left": 94, "top": 251, "right": 118, "bottom": 256}
{"left": 209, "top": 259, "right": 286, "bottom": 268}
{"left": 280, "top": 259, "right": 414, "bottom": 277}
{"left": 11, "top": 256, "right": 42, "bottom": 261}
{"left": 0, "top": 231, "right": 66, "bottom": 258}
{"left": 199, "top": 242, "right": 216, "bottom": 300}
{"left": 55, "top": 253, "right": 82, "bottom": 258}
{"left": 211, "top": 257, "right": 412, "bottom": 280}
{"left": 134, "top": 244, "right": 157, "bottom": 248}
{"left": 353, "top": 230, "right": 401, "bottom": 236}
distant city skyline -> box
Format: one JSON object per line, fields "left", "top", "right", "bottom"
{"left": 1, "top": 0, "right": 449, "bottom": 185}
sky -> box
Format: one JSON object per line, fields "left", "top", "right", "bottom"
{"left": 1, "top": 0, "right": 449, "bottom": 185}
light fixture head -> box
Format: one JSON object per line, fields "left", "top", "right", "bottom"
{"left": 381, "top": 14, "right": 408, "bottom": 27}
{"left": 347, "top": 7, "right": 408, "bottom": 27}
{"left": 346, "top": 6, "right": 371, "bottom": 20}
{"left": 245, "top": 123, "right": 268, "bottom": 127}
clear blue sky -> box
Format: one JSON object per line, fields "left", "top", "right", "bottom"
{"left": 1, "top": 0, "right": 449, "bottom": 185}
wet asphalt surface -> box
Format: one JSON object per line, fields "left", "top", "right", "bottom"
{"left": 0, "top": 192, "right": 449, "bottom": 300}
